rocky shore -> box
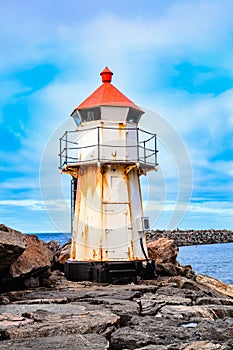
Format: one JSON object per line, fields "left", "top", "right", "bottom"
{"left": 0, "top": 224, "right": 233, "bottom": 349}
{"left": 147, "top": 229, "right": 233, "bottom": 246}
{"left": 1, "top": 274, "right": 233, "bottom": 349}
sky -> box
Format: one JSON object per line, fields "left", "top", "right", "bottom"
{"left": 0, "top": 0, "right": 233, "bottom": 233}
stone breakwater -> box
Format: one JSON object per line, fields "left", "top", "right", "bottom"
{"left": 147, "top": 229, "right": 233, "bottom": 246}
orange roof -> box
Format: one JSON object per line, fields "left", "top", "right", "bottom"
{"left": 72, "top": 67, "right": 143, "bottom": 113}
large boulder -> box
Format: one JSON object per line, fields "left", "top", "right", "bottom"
{"left": 0, "top": 224, "right": 26, "bottom": 271}
{"left": 147, "top": 237, "right": 178, "bottom": 264}
{"left": 147, "top": 238, "right": 195, "bottom": 279}
{"left": 0, "top": 225, "right": 63, "bottom": 291}
{"left": 10, "top": 235, "right": 53, "bottom": 278}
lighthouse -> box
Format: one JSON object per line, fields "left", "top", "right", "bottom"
{"left": 59, "top": 67, "right": 158, "bottom": 283}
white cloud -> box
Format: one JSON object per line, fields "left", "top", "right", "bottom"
{"left": 0, "top": 198, "right": 70, "bottom": 212}
{"left": 0, "top": 199, "right": 44, "bottom": 211}
{"left": 145, "top": 199, "right": 233, "bottom": 215}
{"left": 72, "top": 0, "right": 233, "bottom": 74}
{"left": 190, "top": 201, "right": 233, "bottom": 215}
{"left": 0, "top": 179, "right": 38, "bottom": 191}
{"left": 1, "top": 0, "right": 233, "bottom": 79}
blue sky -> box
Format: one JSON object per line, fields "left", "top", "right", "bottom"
{"left": 1, "top": 0, "right": 233, "bottom": 233}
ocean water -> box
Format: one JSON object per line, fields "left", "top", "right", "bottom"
{"left": 34, "top": 232, "right": 71, "bottom": 246}
{"left": 178, "top": 243, "right": 233, "bottom": 285}
{"left": 32, "top": 232, "right": 233, "bottom": 285}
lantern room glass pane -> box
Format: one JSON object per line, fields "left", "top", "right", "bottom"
{"left": 79, "top": 107, "right": 101, "bottom": 122}
{"left": 72, "top": 111, "right": 81, "bottom": 126}
{"left": 126, "top": 108, "right": 141, "bottom": 124}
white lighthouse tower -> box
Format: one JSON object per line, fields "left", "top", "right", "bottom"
{"left": 59, "top": 67, "right": 158, "bottom": 283}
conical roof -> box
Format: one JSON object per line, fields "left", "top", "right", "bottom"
{"left": 72, "top": 67, "right": 143, "bottom": 114}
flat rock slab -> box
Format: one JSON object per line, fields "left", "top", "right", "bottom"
{"left": 110, "top": 315, "right": 233, "bottom": 349}
{"left": 0, "top": 334, "right": 109, "bottom": 349}
{"left": 124, "top": 341, "right": 228, "bottom": 349}
{"left": 7, "top": 282, "right": 158, "bottom": 302}
{"left": 0, "top": 303, "right": 120, "bottom": 340}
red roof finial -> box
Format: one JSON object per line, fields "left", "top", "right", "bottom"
{"left": 100, "top": 66, "right": 113, "bottom": 83}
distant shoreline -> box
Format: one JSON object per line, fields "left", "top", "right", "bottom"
{"left": 147, "top": 229, "right": 233, "bottom": 246}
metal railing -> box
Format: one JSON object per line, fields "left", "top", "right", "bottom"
{"left": 59, "top": 125, "right": 158, "bottom": 169}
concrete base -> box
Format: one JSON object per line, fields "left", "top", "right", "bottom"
{"left": 64, "top": 260, "right": 156, "bottom": 284}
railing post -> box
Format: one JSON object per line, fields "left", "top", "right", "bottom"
{"left": 65, "top": 131, "right": 68, "bottom": 164}
{"left": 71, "top": 178, "right": 73, "bottom": 234}
{"left": 143, "top": 140, "right": 146, "bottom": 164}
{"left": 97, "top": 126, "right": 100, "bottom": 162}
{"left": 59, "top": 136, "right": 62, "bottom": 168}
{"left": 155, "top": 135, "right": 157, "bottom": 166}
{"left": 136, "top": 127, "right": 139, "bottom": 163}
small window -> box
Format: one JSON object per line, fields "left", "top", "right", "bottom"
{"left": 126, "top": 108, "right": 141, "bottom": 124}
{"left": 80, "top": 107, "right": 101, "bottom": 122}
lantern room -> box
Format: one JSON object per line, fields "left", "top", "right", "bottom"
{"left": 59, "top": 67, "right": 158, "bottom": 284}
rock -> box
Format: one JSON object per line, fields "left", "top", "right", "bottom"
{"left": 178, "top": 264, "right": 196, "bottom": 279}
{"left": 0, "top": 312, "right": 34, "bottom": 329}
{"left": 196, "top": 274, "right": 233, "bottom": 298}
{"left": 110, "top": 276, "right": 233, "bottom": 349}
{"left": 154, "top": 262, "right": 179, "bottom": 276}
{"left": 47, "top": 270, "right": 64, "bottom": 287}
{"left": 0, "top": 225, "right": 26, "bottom": 271}
{"left": 111, "top": 313, "right": 233, "bottom": 349}
{"left": 0, "top": 304, "right": 120, "bottom": 340}
{"left": 146, "top": 238, "right": 195, "bottom": 279}
{"left": 130, "top": 341, "right": 227, "bottom": 349}
{"left": 0, "top": 296, "right": 10, "bottom": 305}
{"left": 46, "top": 240, "right": 60, "bottom": 267}
{"left": 0, "top": 224, "right": 14, "bottom": 233}
{"left": 147, "top": 238, "right": 179, "bottom": 264}
{"left": 156, "top": 304, "right": 233, "bottom": 319}
{"left": 182, "top": 341, "right": 226, "bottom": 350}
{"left": 0, "top": 235, "right": 59, "bottom": 292}
{"left": 41, "top": 278, "right": 52, "bottom": 288}
{"left": 24, "top": 276, "right": 40, "bottom": 289}
{"left": 56, "top": 241, "right": 71, "bottom": 264}
{"left": 0, "top": 226, "right": 61, "bottom": 292}
{"left": 10, "top": 235, "right": 53, "bottom": 278}
{"left": 0, "top": 334, "right": 109, "bottom": 349}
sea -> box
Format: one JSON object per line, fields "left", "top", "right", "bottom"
{"left": 33, "top": 232, "right": 233, "bottom": 286}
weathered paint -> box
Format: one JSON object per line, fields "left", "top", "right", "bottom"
{"left": 61, "top": 120, "right": 153, "bottom": 262}
{"left": 66, "top": 161, "right": 147, "bottom": 262}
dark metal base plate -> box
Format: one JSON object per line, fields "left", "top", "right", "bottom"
{"left": 64, "top": 260, "right": 155, "bottom": 284}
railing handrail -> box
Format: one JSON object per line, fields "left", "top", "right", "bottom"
{"left": 61, "top": 143, "right": 157, "bottom": 153}
{"left": 59, "top": 125, "right": 158, "bottom": 169}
